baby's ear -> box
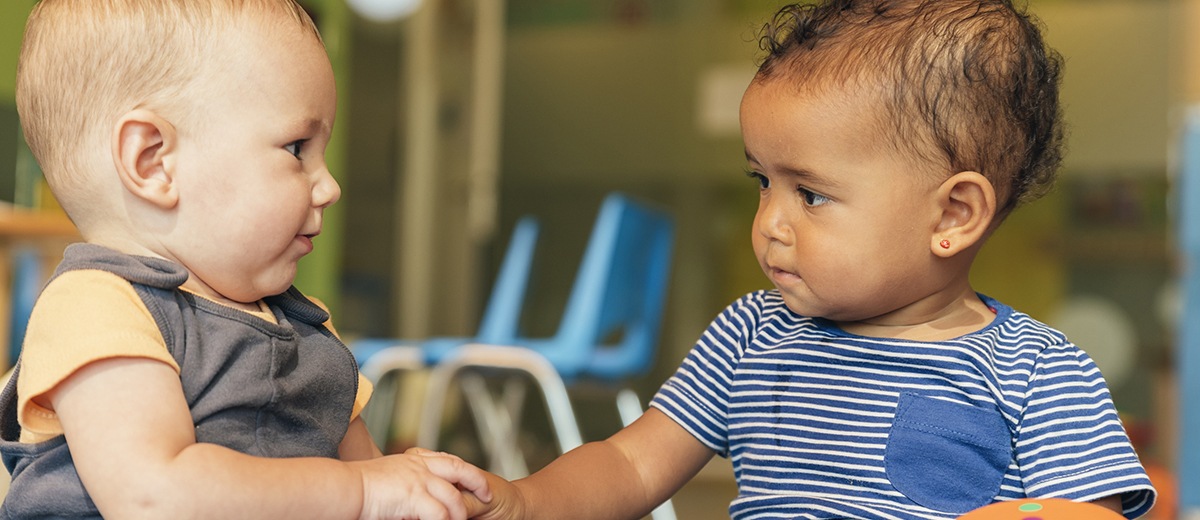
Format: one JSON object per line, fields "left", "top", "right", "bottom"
{"left": 112, "top": 109, "right": 178, "bottom": 209}
{"left": 930, "top": 171, "right": 996, "bottom": 258}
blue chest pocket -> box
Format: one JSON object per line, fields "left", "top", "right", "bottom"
{"left": 885, "top": 393, "right": 1012, "bottom": 514}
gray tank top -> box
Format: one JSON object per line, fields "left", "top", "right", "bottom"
{"left": 0, "top": 243, "right": 359, "bottom": 518}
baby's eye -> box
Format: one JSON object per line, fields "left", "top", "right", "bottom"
{"left": 745, "top": 171, "right": 769, "bottom": 189}
{"left": 285, "top": 140, "right": 307, "bottom": 159}
{"left": 799, "top": 187, "right": 830, "bottom": 207}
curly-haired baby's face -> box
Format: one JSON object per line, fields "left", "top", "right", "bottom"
{"left": 740, "top": 78, "right": 953, "bottom": 326}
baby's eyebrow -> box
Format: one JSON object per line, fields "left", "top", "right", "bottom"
{"left": 292, "top": 117, "right": 331, "bottom": 136}
{"left": 784, "top": 167, "right": 840, "bottom": 191}
{"left": 745, "top": 150, "right": 841, "bottom": 191}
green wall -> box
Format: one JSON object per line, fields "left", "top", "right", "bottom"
{"left": 293, "top": 0, "right": 350, "bottom": 314}
{"left": 1, "top": 2, "right": 34, "bottom": 101}
{"left": 2, "top": 2, "right": 35, "bottom": 209}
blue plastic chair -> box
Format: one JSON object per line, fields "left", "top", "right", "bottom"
{"left": 352, "top": 216, "right": 541, "bottom": 447}
{"left": 3, "top": 247, "right": 44, "bottom": 454}
{"left": 4, "top": 246, "right": 59, "bottom": 499}
{"left": 416, "top": 194, "right": 675, "bottom": 496}
{"left": 9, "top": 248, "right": 42, "bottom": 368}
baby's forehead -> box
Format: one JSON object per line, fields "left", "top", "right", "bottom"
{"left": 745, "top": 76, "right": 948, "bottom": 177}
{"left": 761, "top": 74, "right": 935, "bottom": 149}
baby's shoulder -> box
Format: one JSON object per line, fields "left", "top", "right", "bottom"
{"left": 974, "top": 295, "right": 1072, "bottom": 354}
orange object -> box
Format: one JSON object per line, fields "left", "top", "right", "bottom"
{"left": 1143, "top": 463, "right": 1176, "bottom": 520}
{"left": 957, "top": 498, "right": 1125, "bottom": 519}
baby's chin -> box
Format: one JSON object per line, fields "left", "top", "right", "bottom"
{"left": 776, "top": 294, "right": 826, "bottom": 319}
{"left": 777, "top": 294, "right": 863, "bottom": 323}
{"left": 218, "top": 278, "right": 296, "bottom": 305}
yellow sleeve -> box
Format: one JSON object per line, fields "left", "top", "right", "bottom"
{"left": 17, "top": 270, "right": 179, "bottom": 442}
{"left": 353, "top": 373, "right": 374, "bottom": 421}
{"left": 305, "top": 295, "right": 374, "bottom": 421}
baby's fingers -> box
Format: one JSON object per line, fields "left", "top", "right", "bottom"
{"left": 394, "top": 494, "right": 451, "bottom": 520}
{"left": 422, "top": 476, "right": 471, "bottom": 520}
{"left": 359, "top": 474, "right": 457, "bottom": 520}
{"left": 408, "top": 449, "right": 492, "bottom": 503}
{"left": 461, "top": 489, "right": 491, "bottom": 519}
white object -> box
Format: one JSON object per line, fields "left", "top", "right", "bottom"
{"left": 345, "top": 0, "right": 423, "bottom": 23}
{"left": 696, "top": 64, "right": 756, "bottom": 137}
{"left": 1048, "top": 295, "right": 1137, "bottom": 388}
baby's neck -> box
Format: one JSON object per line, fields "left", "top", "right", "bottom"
{"left": 83, "top": 237, "right": 271, "bottom": 316}
{"left": 180, "top": 281, "right": 267, "bottom": 314}
{"left": 835, "top": 294, "right": 997, "bottom": 341}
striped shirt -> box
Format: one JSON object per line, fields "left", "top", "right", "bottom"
{"left": 650, "top": 291, "right": 1155, "bottom": 520}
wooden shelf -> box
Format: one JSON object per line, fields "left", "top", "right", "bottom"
{"left": 0, "top": 208, "right": 78, "bottom": 239}
{"left": 0, "top": 208, "right": 79, "bottom": 373}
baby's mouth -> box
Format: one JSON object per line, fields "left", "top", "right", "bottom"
{"left": 768, "top": 266, "right": 801, "bottom": 282}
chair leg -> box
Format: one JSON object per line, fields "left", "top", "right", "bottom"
{"left": 362, "top": 375, "right": 400, "bottom": 448}
{"left": 417, "top": 353, "right": 532, "bottom": 478}
{"left": 458, "top": 372, "right": 529, "bottom": 478}
{"left": 649, "top": 498, "right": 680, "bottom": 520}
{"left": 485, "top": 346, "right": 584, "bottom": 453}
{"left": 358, "top": 346, "right": 425, "bottom": 450}
{"left": 417, "top": 345, "right": 585, "bottom": 462}
{"left": 416, "top": 358, "right": 458, "bottom": 451}
{"left": 615, "top": 388, "right": 678, "bottom": 520}
{"left": 497, "top": 376, "right": 531, "bottom": 476}
{"left": 615, "top": 387, "right": 643, "bottom": 427}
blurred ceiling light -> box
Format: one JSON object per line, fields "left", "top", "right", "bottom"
{"left": 345, "top": 0, "right": 423, "bottom": 23}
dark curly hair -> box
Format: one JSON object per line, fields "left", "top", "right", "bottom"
{"left": 755, "top": 0, "right": 1064, "bottom": 216}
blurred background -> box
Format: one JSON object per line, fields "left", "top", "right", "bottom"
{"left": 0, "top": 0, "right": 1193, "bottom": 518}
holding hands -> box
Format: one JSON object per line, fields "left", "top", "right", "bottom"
{"left": 355, "top": 448, "right": 493, "bottom": 520}
{"left": 460, "top": 471, "right": 525, "bottom": 520}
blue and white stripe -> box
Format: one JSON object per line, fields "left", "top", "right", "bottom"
{"left": 651, "top": 290, "right": 1156, "bottom": 519}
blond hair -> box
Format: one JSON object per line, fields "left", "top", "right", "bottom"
{"left": 16, "top": 0, "right": 320, "bottom": 222}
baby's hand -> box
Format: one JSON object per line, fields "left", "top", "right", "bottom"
{"left": 353, "top": 449, "right": 491, "bottom": 520}
{"left": 458, "top": 471, "right": 525, "bottom": 520}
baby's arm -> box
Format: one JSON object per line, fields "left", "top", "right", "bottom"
{"left": 472, "top": 408, "right": 713, "bottom": 520}
{"left": 52, "top": 357, "right": 489, "bottom": 519}
{"left": 339, "top": 416, "right": 385, "bottom": 461}
{"left": 1091, "top": 495, "right": 1122, "bottom": 514}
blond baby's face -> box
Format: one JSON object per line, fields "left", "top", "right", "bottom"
{"left": 163, "top": 21, "right": 339, "bottom": 305}
{"left": 741, "top": 79, "right": 947, "bottom": 325}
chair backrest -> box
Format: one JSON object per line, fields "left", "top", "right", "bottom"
{"left": 476, "top": 216, "right": 540, "bottom": 344}
{"left": 549, "top": 193, "right": 674, "bottom": 379}
{"left": 353, "top": 216, "right": 540, "bottom": 367}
